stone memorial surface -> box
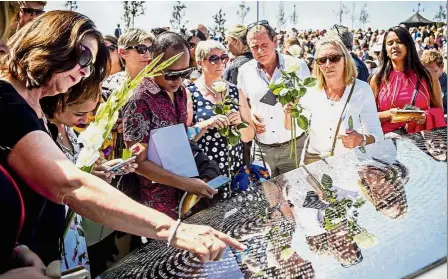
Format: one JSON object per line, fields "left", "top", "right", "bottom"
{"left": 100, "top": 128, "right": 447, "bottom": 279}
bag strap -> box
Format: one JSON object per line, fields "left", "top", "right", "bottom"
{"left": 330, "top": 80, "right": 356, "bottom": 156}
{"left": 410, "top": 78, "right": 421, "bottom": 106}
{"left": 251, "top": 133, "right": 267, "bottom": 169}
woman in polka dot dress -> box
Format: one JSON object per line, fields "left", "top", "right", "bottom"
{"left": 186, "top": 40, "right": 255, "bottom": 177}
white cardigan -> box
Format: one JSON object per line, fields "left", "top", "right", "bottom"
{"left": 300, "top": 79, "right": 384, "bottom": 157}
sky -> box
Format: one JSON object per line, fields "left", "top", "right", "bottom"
{"left": 46, "top": 1, "right": 446, "bottom": 36}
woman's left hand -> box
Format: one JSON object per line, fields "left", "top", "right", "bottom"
{"left": 227, "top": 110, "right": 242, "bottom": 126}
{"left": 341, "top": 130, "right": 363, "bottom": 149}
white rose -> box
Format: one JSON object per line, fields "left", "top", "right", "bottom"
{"left": 284, "top": 59, "right": 300, "bottom": 74}
{"left": 76, "top": 147, "right": 101, "bottom": 168}
{"left": 212, "top": 80, "right": 228, "bottom": 93}
{"left": 288, "top": 45, "right": 302, "bottom": 58}
{"left": 77, "top": 123, "right": 105, "bottom": 150}
{"left": 279, "top": 88, "right": 289, "bottom": 96}
{"left": 353, "top": 231, "right": 378, "bottom": 248}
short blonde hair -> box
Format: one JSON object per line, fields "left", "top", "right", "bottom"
{"left": 118, "top": 28, "right": 154, "bottom": 49}
{"left": 312, "top": 36, "right": 357, "bottom": 89}
{"left": 421, "top": 49, "right": 444, "bottom": 67}
{"left": 195, "top": 40, "right": 226, "bottom": 62}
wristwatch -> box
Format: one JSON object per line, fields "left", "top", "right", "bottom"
{"left": 360, "top": 134, "right": 367, "bottom": 147}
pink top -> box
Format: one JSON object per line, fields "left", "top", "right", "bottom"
{"left": 377, "top": 70, "right": 431, "bottom": 133}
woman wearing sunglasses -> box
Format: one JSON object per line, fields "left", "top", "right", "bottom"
{"left": 285, "top": 36, "right": 383, "bottom": 164}
{"left": 0, "top": 11, "right": 244, "bottom": 272}
{"left": 104, "top": 35, "right": 123, "bottom": 77}
{"left": 186, "top": 40, "right": 255, "bottom": 177}
{"left": 369, "top": 26, "right": 444, "bottom": 135}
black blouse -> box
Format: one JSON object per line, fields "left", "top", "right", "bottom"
{"left": 0, "top": 81, "right": 65, "bottom": 265}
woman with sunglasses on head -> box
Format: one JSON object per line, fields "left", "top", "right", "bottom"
{"left": 223, "top": 24, "right": 253, "bottom": 86}
{"left": 183, "top": 29, "right": 207, "bottom": 83}
{"left": 0, "top": 11, "right": 244, "bottom": 272}
{"left": 285, "top": 36, "right": 383, "bottom": 165}
{"left": 185, "top": 40, "right": 255, "bottom": 177}
{"left": 370, "top": 26, "right": 444, "bottom": 135}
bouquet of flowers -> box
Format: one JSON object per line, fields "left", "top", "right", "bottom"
{"left": 75, "top": 52, "right": 183, "bottom": 172}
{"left": 212, "top": 80, "right": 249, "bottom": 177}
{"left": 268, "top": 53, "right": 316, "bottom": 168}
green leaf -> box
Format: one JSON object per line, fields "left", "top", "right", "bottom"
{"left": 122, "top": 149, "right": 133, "bottom": 160}
{"left": 296, "top": 115, "right": 308, "bottom": 130}
{"left": 321, "top": 174, "right": 333, "bottom": 189}
{"left": 213, "top": 106, "right": 223, "bottom": 115}
{"left": 290, "top": 108, "right": 299, "bottom": 118}
{"left": 223, "top": 105, "right": 231, "bottom": 113}
{"left": 228, "top": 135, "right": 240, "bottom": 146}
{"left": 237, "top": 122, "right": 249, "bottom": 130}
{"left": 219, "top": 128, "right": 229, "bottom": 137}
{"left": 298, "top": 87, "right": 307, "bottom": 97}
{"left": 273, "top": 87, "right": 284, "bottom": 96}
{"left": 348, "top": 115, "right": 354, "bottom": 130}
{"left": 303, "top": 77, "right": 317, "bottom": 87}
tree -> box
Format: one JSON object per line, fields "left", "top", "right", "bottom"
{"left": 290, "top": 4, "right": 298, "bottom": 27}
{"left": 236, "top": 1, "right": 250, "bottom": 24}
{"left": 122, "top": 1, "right": 146, "bottom": 29}
{"left": 212, "top": 9, "right": 226, "bottom": 37}
{"left": 333, "top": 1, "right": 350, "bottom": 26}
{"left": 170, "top": 1, "right": 188, "bottom": 33}
{"left": 276, "top": 2, "right": 287, "bottom": 30}
{"left": 359, "top": 4, "right": 369, "bottom": 29}
{"left": 434, "top": 3, "right": 447, "bottom": 22}
{"left": 350, "top": 2, "right": 356, "bottom": 30}
{"left": 65, "top": 1, "right": 77, "bottom": 11}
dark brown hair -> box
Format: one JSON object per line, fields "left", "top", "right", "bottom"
{"left": 3, "top": 10, "right": 110, "bottom": 104}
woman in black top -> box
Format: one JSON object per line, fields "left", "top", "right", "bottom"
{"left": 223, "top": 24, "right": 253, "bottom": 85}
{"left": 0, "top": 10, "right": 243, "bottom": 267}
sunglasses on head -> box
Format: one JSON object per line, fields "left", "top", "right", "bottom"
{"left": 247, "top": 20, "right": 270, "bottom": 31}
{"left": 126, "top": 44, "right": 152, "bottom": 55}
{"left": 163, "top": 68, "right": 193, "bottom": 81}
{"left": 21, "top": 7, "right": 45, "bottom": 16}
{"left": 107, "top": 44, "right": 117, "bottom": 52}
{"left": 78, "top": 44, "right": 94, "bottom": 71}
{"left": 206, "top": 54, "right": 229, "bottom": 65}
{"left": 316, "top": 54, "right": 344, "bottom": 65}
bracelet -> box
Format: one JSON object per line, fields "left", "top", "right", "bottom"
{"left": 167, "top": 219, "right": 182, "bottom": 247}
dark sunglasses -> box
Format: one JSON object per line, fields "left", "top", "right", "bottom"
{"left": 163, "top": 68, "right": 193, "bottom": 81}
{"left": 206, "top": 54, "right": 229, "bottom": 65}
{"left": 247, "top": 20, "right": 270, "bottom": 31}
{"left": 316, "top": 54, "right": 344, "bottom": 65}
{"left": 21, "top": 7, "right": 45, "bottom": 16}
{"left": 107, "top": 45, "right": 117, "bottom": 52}
{"left": 78, "top": 44, "right": 93, "bottom": 70}
{"left": 187, "top": 42, "right": 196, "bottom": 49}
{"left": 126, "top": 44, "right": 151, "bottom": 55}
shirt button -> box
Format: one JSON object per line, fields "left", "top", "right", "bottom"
{"left": 273, "top": 131, "right": 275, "bottom": 133}
{"left": 271, "top": 117, "right": 273, "bottom": 119}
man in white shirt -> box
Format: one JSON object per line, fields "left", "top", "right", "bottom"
{"left": 237, "top": 21, "right": 310, "bottom": 177}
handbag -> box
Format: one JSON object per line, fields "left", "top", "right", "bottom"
{"left": 304, "top": 81, "right": 356, "bottom": 165}
{"left": 231, "top": 134, "right": 271, "bottom": 192}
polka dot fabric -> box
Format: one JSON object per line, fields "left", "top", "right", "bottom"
{"left": 187, "top": 82, "right": 244, "bottom": 177}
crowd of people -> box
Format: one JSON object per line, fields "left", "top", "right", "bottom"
{"left": 0, "top": 1, "right": 446, "bottom": 279}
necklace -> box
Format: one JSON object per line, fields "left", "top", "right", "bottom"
{"left": 202, "top": 82, "right": 218, "bottom": 98}
{"left": 26, "top": 90, "right": 51, "bottom": 135}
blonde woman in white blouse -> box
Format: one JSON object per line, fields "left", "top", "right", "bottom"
{"left": 284, "top": 36, "right": 384, "bottom": 164}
